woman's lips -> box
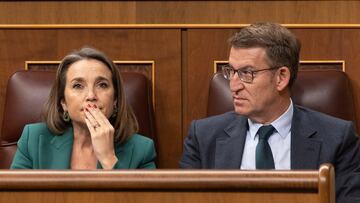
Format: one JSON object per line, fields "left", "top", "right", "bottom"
{"left": 80, "top": 107, "right": 103, "bottom": 111}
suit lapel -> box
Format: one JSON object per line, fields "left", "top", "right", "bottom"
{"left": 95, "top": 141, "right": 134, "bottom": 169}
{"left": 291, "top": 106, "right": 322, "bottom": 169}
{"left": 45, "top": 127, "right": 74, "bottom": 169}
{"left": 215, "top": 116, "right": 247, "bottom": 169}
{"left": 113, "top": 141, "right": 134, "bottom": 169}
{"left": 48, "top": 127, "right": 134, "bottom": 169}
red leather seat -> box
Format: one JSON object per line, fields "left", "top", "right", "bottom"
{"left": 0, "top": 70, "right": 155, "bottom": 168}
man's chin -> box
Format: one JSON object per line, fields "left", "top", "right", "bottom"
{"left": 234, "top": 106, "right": 250, "bottom": 116}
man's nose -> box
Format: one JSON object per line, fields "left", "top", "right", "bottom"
{"left": 229, "top": 75, "right": 245, "bottom": 92}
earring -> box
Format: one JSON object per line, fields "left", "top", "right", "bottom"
{"left": 111, "top": 106, "right": 118, "bottom": 118}
{"left": 63, "top": 111, "right": 70, "bottom": 122}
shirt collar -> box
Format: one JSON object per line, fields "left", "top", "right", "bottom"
{"left": 248, "top": 99, "right": 293, "bottom": 140}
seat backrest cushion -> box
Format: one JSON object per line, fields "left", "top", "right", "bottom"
{"left": 1, "top": 71, "right": 55, "bottom": 143}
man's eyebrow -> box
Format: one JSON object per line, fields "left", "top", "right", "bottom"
{"left": 234, "top": 65, "right": 255, "bottom": 71}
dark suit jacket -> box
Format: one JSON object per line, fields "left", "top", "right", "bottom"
{"left": 180, "top": 105, "right": 360, "bottom": 202}
{"left": 11, "top": 123, "right": 156, "bottom": 169}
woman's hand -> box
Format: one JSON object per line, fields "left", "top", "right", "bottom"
{"left": 84, "top": 104, "right": 118, "bottom": 169}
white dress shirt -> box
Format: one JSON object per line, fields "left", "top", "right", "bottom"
{"left": 240, "top": 99, "right": 293, "bottom": 170}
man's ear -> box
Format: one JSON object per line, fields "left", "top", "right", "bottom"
{"left": 276, "top": 66, "right": 291, "bottom": 91}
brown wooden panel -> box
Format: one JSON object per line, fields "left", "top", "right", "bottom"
{"left": 0, "top": 2, "right": 137, "bottom": 24}
{"left": 0, "top": 28, "right": 182, "bottom": 169}
{"left": 0, "top": 164, "right": 335, "bottom": 203}
{"left": 137, "top": 1, "right": 360, "bottom": 24}
{"left": 299, "top": 61, "right": 344, "bottom": 71}
{"left": 184, "top": 29, "right": 236, "bottom": 140}
{"left": 0, "top": 192, "right": 319, "bottom": 203}
{"left": 1, "top": 1, "right": 360, "bottom": 24}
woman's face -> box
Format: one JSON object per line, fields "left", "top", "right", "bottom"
{"left": 60, "top": 59, "right": 116, "bottom": 127}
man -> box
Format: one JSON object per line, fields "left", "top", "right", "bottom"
{"left": 180, "top": 22, "right": 360, "bottom": 202}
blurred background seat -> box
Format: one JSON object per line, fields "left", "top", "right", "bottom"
{"left": 0, "top": 70, "right": 155, "bottom": 168}
{"left": 207, "top": 70, "right": 357, "bottom": 126}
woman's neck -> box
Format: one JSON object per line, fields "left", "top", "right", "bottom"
{"left": 72, "top": 123, "right": 92, "bottom": 149}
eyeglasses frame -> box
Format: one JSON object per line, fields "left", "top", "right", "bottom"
{"left": 222, "top": 64, "right": 280, "bottom": 83}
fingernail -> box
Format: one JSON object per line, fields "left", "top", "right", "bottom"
{"left": 93, "top": 104, "right": 97, "bottom": 108}
{"left": 87, "top": 104, "right": 91, "bottom": 108}
{"left": 85, "top": 108, "right": 89, "bottom": 112}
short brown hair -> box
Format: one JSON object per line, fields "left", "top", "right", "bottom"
{"left": 229, "top": 22, "right": 301, "bottom": 87}
{"left": 43, "top": 47, "right": 138, "bottom": 144}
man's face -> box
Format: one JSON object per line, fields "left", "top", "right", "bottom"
{"left": 229, "top": 47, "right": 281, "bottom": 122}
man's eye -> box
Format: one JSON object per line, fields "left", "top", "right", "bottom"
{"left": 240, "top": 70, "right": 253, "bottom": 75}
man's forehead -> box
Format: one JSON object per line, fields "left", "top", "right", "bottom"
{"left": 229, "top": 47, "right": 268, "bottom": 67}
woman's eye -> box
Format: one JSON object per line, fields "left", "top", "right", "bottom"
{"left": 72, "top": 83, "right": 83, "bottom": 89}
{"left": 98, "top": 82, "right": 109, "bottom": 88}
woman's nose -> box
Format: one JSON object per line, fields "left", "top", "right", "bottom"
{"left": 85, "top": 88, "right": 97, "bottom": 101}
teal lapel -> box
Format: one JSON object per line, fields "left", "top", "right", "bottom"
{"left": 45, "top": 127, "right": 135, "bottom": 169}
{"left": 43, "top": 127, "right": 74, "bottom": 169}
{"left": 110, "top": 140, "right": 134, "bottom": 169}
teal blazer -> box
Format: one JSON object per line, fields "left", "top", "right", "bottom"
{"left": 10, "top": 123, "right": 156, "bottom": 169}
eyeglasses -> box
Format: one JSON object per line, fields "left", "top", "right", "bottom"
{"left": 222, "top": 64, "right": 279, "bottom": 83}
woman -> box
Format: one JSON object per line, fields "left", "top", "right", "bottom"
{"left": 11, "top": 47, "right": 156, "bottom": 169}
